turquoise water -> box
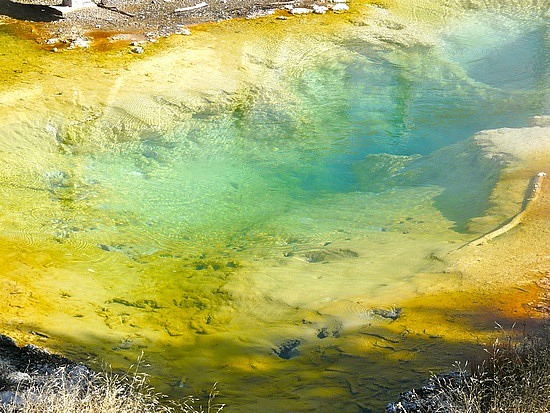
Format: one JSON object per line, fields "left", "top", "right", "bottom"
{"left": 78, "top": 13, "right": 548, "bottom": 247}
{"left": 0, "top": 2, "right": 548, "bottom": 412}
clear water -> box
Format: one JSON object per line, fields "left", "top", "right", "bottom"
{"left": 0, "top": 1, "right": 548, "bottom": 411}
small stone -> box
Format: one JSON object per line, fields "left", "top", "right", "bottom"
{"left": 69, "top": 37, "right": 90, "bottom": 49}
{"left": 372, "top": 307, "right": 402, "bottom": 321}
{"left": 290, "top": 7, "right": 313, "bottom": 15}
{"left": 130, "top": 46, "right": 145, "bottom": 54}
{"left": 175, "top": 25, "right": 191, "bottom": 35}
{"left": 312, "top": 4, "right": 328, "bottom": 14}
{"left": 276, "top": 15, "right": 289, "bottom": 20}
{"left": 44, "top": 38, "right": 58, "bottom": 44}
{"left": 303, "top": 250, "right": 327, "bottom": 263}
{"left": 331, "top": 3, "right": 349, "bottom": 12}
{"left": 317, "top": 328, "right": 330, "bottom": 339}
{"left": 332, "top": 0, "right": 347, "bottom": 3}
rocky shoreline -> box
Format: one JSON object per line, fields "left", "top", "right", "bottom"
{"left": 385, "top": 371, "right": 468, "bottom": 413}
{"left": 1, "top": 0, "right": 351, "bottom": 47}
{"left": 0, "top": 334, "right": 92, "bottom": 409}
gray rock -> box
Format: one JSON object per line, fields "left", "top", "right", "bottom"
{"left": 386, "top": 371, "right": 469, "bottom": 413}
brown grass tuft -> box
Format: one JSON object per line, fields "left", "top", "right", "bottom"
{"left": 388, "top": 322, "right": 550, "bottom": 413}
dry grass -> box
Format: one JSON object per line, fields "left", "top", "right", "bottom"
{"left": 387, "top": 322, "right": 550, "bottom": 413}
{"left": 7, "top": 322, "right": 550, "bottom": 413}
{"left": 1, "top": 359, "right": 224, "bottom": 413}
{"left": 434, "top": 323, "right": 550, "bottom": 413}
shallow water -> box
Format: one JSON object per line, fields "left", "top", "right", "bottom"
{"left": 0, "top": 0, "right": 548, "bottom": 411}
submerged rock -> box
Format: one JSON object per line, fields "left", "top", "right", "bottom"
{"left": 316, "top": 326, "right": 340, "bottom": 339}
{"left": 334, "top": 248, "right": 359, "bottom": 258}
{"left": 303, "top": 250, "right": 327, "bottom": 263}
{"left": 529, "top": 115, "right": 550, "bottom": 127}
{"left": 273, "top": 339, "right": 302, "bottom": 359}
{"left": 372, "top": 307, "right": 402, "bottom": 321}
{"left": 312, "top": 5, "right": 328, "bottom": 14}
{"left": 108, "top": 298, "right": 161, "bottom": 309}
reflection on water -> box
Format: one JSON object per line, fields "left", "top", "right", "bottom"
{"left": 0, "top": 0, "right": 548, "bottom": 411}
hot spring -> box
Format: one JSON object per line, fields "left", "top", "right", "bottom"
{"left": 0, "top": 0, "right": 548, "bottom": 411}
